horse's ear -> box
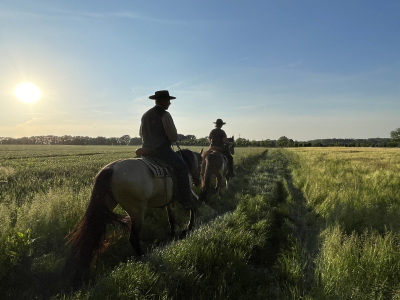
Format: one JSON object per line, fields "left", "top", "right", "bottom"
{"left": 200, "top": 148, "right": 203, "bottom": 155}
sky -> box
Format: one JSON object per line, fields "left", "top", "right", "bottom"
{"left": 0, "top": 0, "right": 399, "bottom": 141}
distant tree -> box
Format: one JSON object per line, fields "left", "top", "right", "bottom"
{"left": 276, "top": 136, "right": 289, "bottom": 147}
{"left": 120, "top": 135, "right": 131, "bottom": 145}
{"left": 390, "top": 128, "right": 400, "bottom": 143}
{"left": 236, "top": 138, "right": 250, "bottom": 147}
{"left": 129, "top": 137, "right": 142, "bottom": 145}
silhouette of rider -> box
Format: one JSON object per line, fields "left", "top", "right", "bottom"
{"left": 208, "top": 119, "right": 235, "bottom": 178}
{"left": 139, "top": 90, "right": 195, "bottom": 210}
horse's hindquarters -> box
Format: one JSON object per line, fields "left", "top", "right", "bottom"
{"left": 110, "top": 159, "right": 174, "bottom": 212}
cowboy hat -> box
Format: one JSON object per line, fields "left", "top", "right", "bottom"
{"left": 149, "top": 90, "right": 176, "bottom": 100}
{"left": 213, "top": 119, "right": 226, "bottom": 125}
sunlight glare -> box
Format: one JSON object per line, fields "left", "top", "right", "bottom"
{"left": 15, "top": 82, "right": 41, "bottom": 103}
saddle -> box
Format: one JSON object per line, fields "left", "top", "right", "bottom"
{"left": 135, "top": 147, "right": 173, "bottom": 177}
{"left": 201, "top": 146, "right": 224, "bottom": 159}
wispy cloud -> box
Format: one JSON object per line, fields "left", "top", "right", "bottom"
{"left": 0, "top": 9, "right": 200, "bottom": 25}
{"left": 132, "top": 95, "right": 150, "bottom": 102}
{"left": 110, "top": 12, "right": 188, "bottom": 24}
{"left": 15, "top": 117, "right": 41, "bottom": 127}
{"left": 166, "top": 81, "right": 182, "bottom": 89}
{"left": 275, "top": 60, "right": 302, "bottom": 69}
{"left": 234, "top": 57, "right": 249, "bottom": 64}
{"left": 21, "top": 112, "right": 63, "bottom": 115}
{"left": 0, "top": 10, "right": 58, "bottom": 20}
{"left": 232, "top": 101, "right": 284, "bottom": 110}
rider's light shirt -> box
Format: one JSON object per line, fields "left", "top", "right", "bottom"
{"left": 161, "top": 111, "right": 178, "bottom": 142}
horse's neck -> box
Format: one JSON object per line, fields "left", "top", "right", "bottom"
{"left": 180, "top": 150, "right": 195, "bottom": 174}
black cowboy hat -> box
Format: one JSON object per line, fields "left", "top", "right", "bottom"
{"left": 213, "top": 119, "right": 226, "bottom": 125}
{"left": 149, "top": 90, "right": 176, "bottom": 100}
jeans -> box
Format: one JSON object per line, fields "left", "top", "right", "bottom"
{"left": 156, "top": 147, "right": 192, "bottom": 205}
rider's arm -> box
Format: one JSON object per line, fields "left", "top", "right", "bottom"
{"left": 162, "top": 112, "right": 178, "bottom": 142}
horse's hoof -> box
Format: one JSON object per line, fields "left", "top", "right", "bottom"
{"left": 179, "top": 230, "right": 187, "bottom": 239}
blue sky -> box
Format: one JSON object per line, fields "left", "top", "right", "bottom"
{"left": 1, "top": 0, "right": 399, "bottom": 141}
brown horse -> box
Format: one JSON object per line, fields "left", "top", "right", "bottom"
{"left": 64, "top": 149, "right": 202, "bottom": 282}
{"left": 199, "top": 137, "right": 235, "bottom": 202}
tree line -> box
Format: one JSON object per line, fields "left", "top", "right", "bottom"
{"left": 1, "top": 128, "right": 399, "bottom": 147}
{"left": 276, "top": 128, "right": 400, "bottom": 148}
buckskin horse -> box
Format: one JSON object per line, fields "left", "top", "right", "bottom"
{"left": 64, "top": 148, "right": 202, "bottom": 281}
{"left": 199, "top": 137, "right": 235, "bottom": 202}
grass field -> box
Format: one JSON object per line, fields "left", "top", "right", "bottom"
{"left": 1, "top": 145, "right": 400, "bottom": 299}
{"left": 285, "top": 147, "right": 400, "bottom": 299}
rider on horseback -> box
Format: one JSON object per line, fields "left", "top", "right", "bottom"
{"left": 139, "top": 90, "right": 195, "bottom": 210}
{"left": 208, "top": 119, "right": 236, "bottom": 178}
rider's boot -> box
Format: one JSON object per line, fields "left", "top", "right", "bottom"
{"left": 177, "top": 192, "right": 197, "bottom": 210}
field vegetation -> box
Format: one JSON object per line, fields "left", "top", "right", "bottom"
{"left": 1, "top": 145, "right": 399, "bottom": 299}
{"left": 285, "top": 147, "right": 400, "bottom": 299}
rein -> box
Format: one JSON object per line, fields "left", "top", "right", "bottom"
{"left": 174, "top": 143, "right": 201, "bottom": 186}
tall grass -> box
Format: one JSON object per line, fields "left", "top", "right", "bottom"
{"left": 6, "top": 145, "right": 398, "bottom": 299}
{"left": 58, "top": 148, "right": 295, "bottom": 300}
{"left": 285, "top": 147, "right": 400, "bottom": 299}
{"left": 3, "top": 145, "right": 289, "bottom": 299}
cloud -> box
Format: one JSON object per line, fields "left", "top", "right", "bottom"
{"left": 234, "top": 57, "right": 249, "bottom": 64}
{"left": 0, "top": 10, "right": 57, "bottom": 20}
{"left": 273, "top": 61, "right": 302, "bottom": 69}
{"left": 232, "top": 101, "right": 284, "bottom": 110}
{"left": 0, "top": 9, "right": 198, "bottom": 25}
{"left": 166, "top": 81, "right": 182, "bottom": 89}
{"left": 132, "top": 95, "right": 150, "bottom": 102}
{"left": 15, "top": 117, "right": 41, "bottom": 127}
{"left": 21, "top": 112, "right": 63, "bottom": 115}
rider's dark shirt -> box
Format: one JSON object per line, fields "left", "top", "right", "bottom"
{"left": 141, "top": 105, "right": 171, "bottom": 150}
{"left": 209, "top": 128, "right": 227, "bottom": 149}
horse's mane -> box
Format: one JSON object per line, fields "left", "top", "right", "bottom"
{"left": 178, "top": 149, "right": 195, "bottom": 171}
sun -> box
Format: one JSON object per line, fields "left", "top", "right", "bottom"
{"left": 14, "top": 82, "right": 41, "bottom": 103}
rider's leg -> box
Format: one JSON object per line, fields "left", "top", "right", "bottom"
{"left": 157, "top": 148, "right": 194, "bottom": 210}
{"left": 224, "top": 150, "right": 236, "bottom": 178}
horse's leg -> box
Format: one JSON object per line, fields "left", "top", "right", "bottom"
{"left": 128, "top": 209, "right": 144, "bottom": 256}
{"left": 181, "top": 208, "right": 195, "bottom": 238}
{"left": 215, "top": 172, "right": 222, "bottom": 194}
{"left": 166, "top": 204, "right": 175, "bottom": 237}
{"left": 187, "top": 208, "right": 195, "bottom": 231}
{"left": 225, "top": 165, "right": 229, "bottom": 189}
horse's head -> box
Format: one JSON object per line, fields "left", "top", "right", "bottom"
{"left": 178, "top": 148, "right": 203, "bottom": 187}
{"left": 227, "top": 136, "right": 235, "bottom": 155}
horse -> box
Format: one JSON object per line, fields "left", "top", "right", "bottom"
{"left": 64, "top": 148, "right": 203, "bottom": 282}
{"left": 199, "top": 136, "right": 235, "bottom": 202}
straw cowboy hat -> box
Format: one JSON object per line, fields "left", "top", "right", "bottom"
{"left": 213, "top": 119, "right": 226, "bottom": 125}
{"left": 149, "top": 90, "right": 176, "bottom": 100}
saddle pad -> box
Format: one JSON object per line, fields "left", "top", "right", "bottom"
{"left": 138, "top": 156, "right": 171, "bottom": 177}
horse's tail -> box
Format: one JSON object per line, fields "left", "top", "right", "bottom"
{"left": 63, "top": 164, "right": 130, "bottom": 283}
{"left": 200, "top": 153, "right": 215, "bottom": 201}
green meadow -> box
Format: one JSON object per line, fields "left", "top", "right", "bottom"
{"left": 1, "top": 145, "right": 400, "bottom": 299}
